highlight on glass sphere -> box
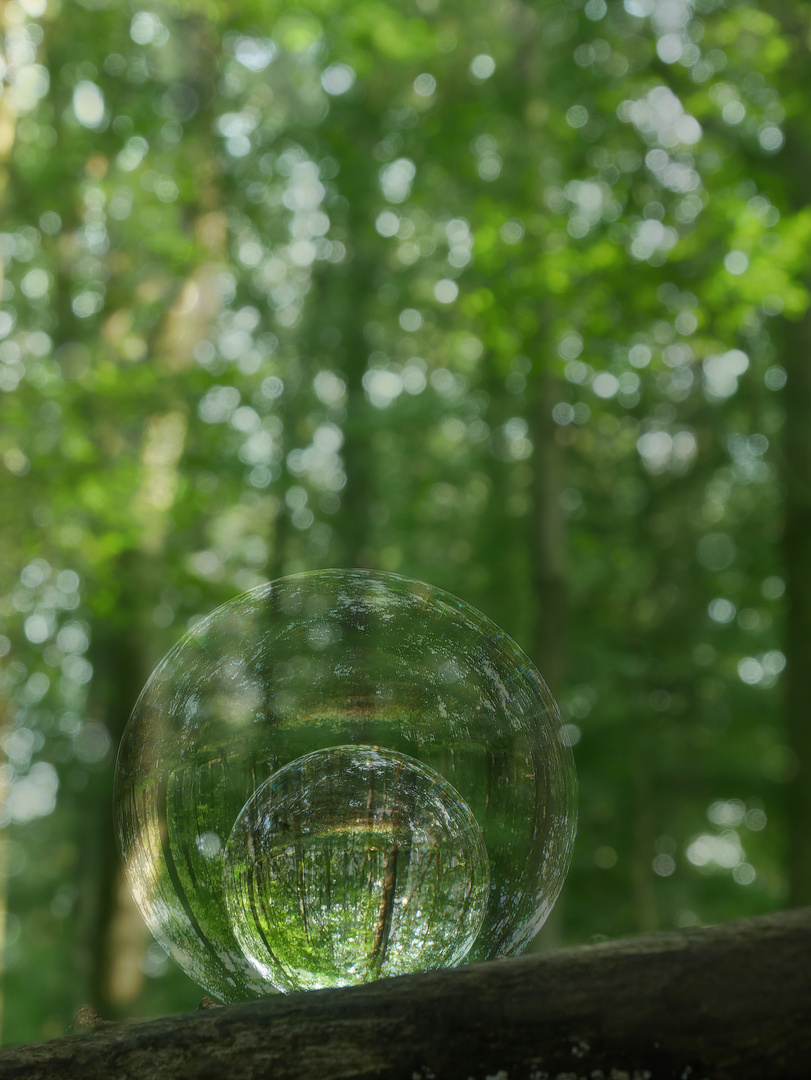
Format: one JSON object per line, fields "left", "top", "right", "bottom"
{"left": 114, "top": 569, "right": 577, "bottom": 1002}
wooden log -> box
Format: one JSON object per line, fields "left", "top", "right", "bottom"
{"left": 2, "top": 907, "right": 810, "bottom": 1079}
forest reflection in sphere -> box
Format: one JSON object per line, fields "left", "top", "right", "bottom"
{"left": 114, "top": 569, "right": 577, "bottom": 1002}
{"left": 223, "top": 745, "right": 490, "bottom": 991}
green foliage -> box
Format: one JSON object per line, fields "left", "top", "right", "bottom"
{"left": 0, "top": 0, "right": 809, "bottom": 1048}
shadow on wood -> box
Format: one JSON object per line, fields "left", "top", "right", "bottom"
{"left": 2, "top": 908, "right": 809, "bottom": 1079}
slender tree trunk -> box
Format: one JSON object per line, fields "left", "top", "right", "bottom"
{"left": 631, "top": 764, "right": 658, "bottom": 932}
{"left": 772, "top": 3, "right": 811, "bottom": 906}
{"left": 332, "top": 282, "right": 375, "bottom": 571}
{"left": 80, "top": 556, "right": 152, "bottom": 1017}
{"left": 0, "top": 0, "right": 20, "bottom": 1043}
{"left": 0, "top": 704, "right": 11, "bottom": 1045}
{"left": 528, "top": 371, "right": 568, "bottom": 701}
{"left": 782, "top": 308, "right": 811, "bottom": 906}
{"left": 322, "top": 131, "right": 378, "bottom": 570}
{"left": 81, "top": 404, "right": 190, "bottom": 1013}
{"left": 523, "top": 370, "right": 571, "bottom": 951}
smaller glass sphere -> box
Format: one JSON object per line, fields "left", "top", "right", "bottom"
{"left": 222, "top": 745, "right": 490, "bottom": 992}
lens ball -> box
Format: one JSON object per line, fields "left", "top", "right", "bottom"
{"left": 114, "top": 569, "right": 577, "bottom": 1001}
{"left": 223, "top": 744, "right": 490, "bottom": 991}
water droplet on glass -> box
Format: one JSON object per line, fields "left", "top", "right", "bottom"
{"left": 114, "top": 569, "right": 576, "bottom": 1001}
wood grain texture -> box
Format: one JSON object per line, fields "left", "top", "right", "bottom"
{"left": 2, "top": 907, "right": 809, "bottom": 1080}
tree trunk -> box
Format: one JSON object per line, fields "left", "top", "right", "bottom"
{"left": 0, "top": 704, "right": 11, "bottom": 1044}
{"left": 773, "top": 1, "right": 811, "bottom": 906}
{"left": 782, "top": 308, "right": 811, "bottom": 906}
{"left": 526, "top": 371, "right": 569, "bottom": 952}
{"left": 3, "top": 908, "right": 809, "bottom": 1079}
{"left": 529, "top": 371, "right": 568, "bottom": 702}
{"left": 80, "top": 557, "right": 153, "bottom": 1016}
{"left": 320, "top": 121, "right": 379, "bottom": 571}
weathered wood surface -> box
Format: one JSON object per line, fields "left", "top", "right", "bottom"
{"left": 2, "top": 907, "right": 810, "bottom": 1080}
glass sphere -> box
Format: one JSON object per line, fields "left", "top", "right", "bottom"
{"left": 223, "top": 745, "right": 490, "bottom": 992}
{"left": 114, "top": 569, "right": 577, "bottom": 1001}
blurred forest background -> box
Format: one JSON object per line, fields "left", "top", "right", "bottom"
{"left": 1, "top": 0, "right": 810, "bottom": 1048}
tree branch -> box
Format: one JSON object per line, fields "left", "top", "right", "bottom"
{"left": 3, "top": 907, "right": 810, "bottom": 1079}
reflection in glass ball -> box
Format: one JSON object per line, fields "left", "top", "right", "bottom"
{"left": 223, "top": 745, "right": 490, "bottom": 991}
{"left": 114, "top": 569, "right": 577, "bottom": 1001}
